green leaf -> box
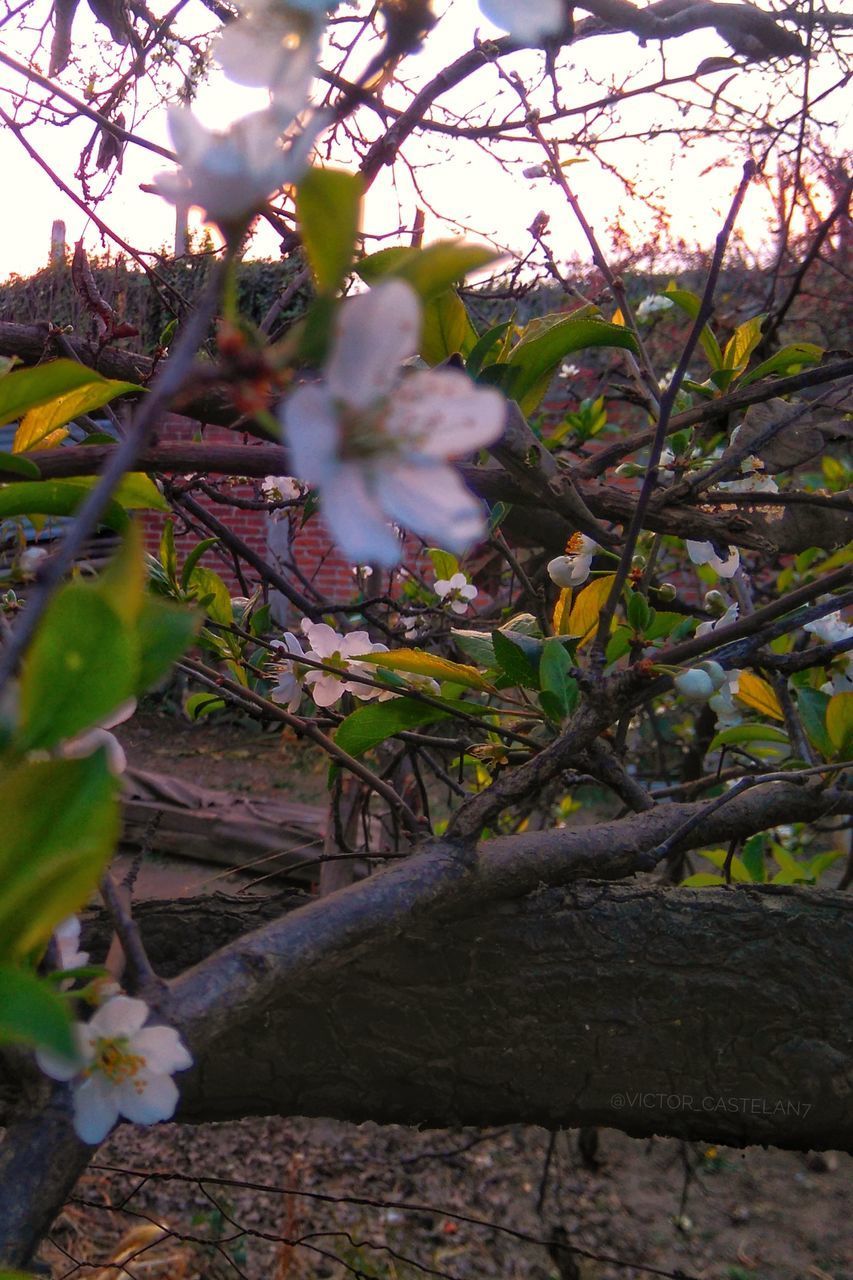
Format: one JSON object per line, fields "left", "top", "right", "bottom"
{"left": 627, "top": 590, "right": 651, "bottom": 633}
{"left": 0, "top": 359, "right": 135, "bottom": 428}
{"left": 109, "top": 473, "right": 169, "bottom": 512}
{"left": 420, "top": 290, "right": 477, "bottom": 365}
{"left": 796, "top": 687, "right": 834, "bottom": 759}
{"left": 13, "top": 377, "right": 141, "bottom": 453}
{"left": 18, "top": 585, "right": 136, "bottom": 751}
{"left": 427, "top": 547, "right": 459, "bottom": 581}
{"left": 159, "top": 519, "right": 178, "bottom": 583}
{"left": 335, "top": 697, "right": 457, "bottom": 757}
{"left": 826, "top": 691, "right": 853, "bottom": 756}
{"left": 0, "top": 964, "right": 74, "bottom": 1058}
{"left": 97, "top": 522, "right": 147, "bottom": 625}
{"left": 466, "top": 321, "right": 513, "bottom": 377}
{"left": 0, "top": 753, "right": 119, "bottom": 960}
{"left": 663, "top": 288, "right": 724, "bottom": 371}
{"left": 135, "top": 597, "right": 200, "bottom": 693}
{"left": 0, "top": 451, "right": 40, "bottom": 479}
{"left": 492, "top": 630, "right": 539, "bottom": 689}
{"left": 356, "top": 241, "right": 499, "bottom": 301}
{"left": 737, "top": 342, "right": 823, "bottom": 388}
{"left": 644, "top": 611, "right": 683, "bottom": 642}
{"left": 741, "top": 833, "right": 766, "bottom": 883}
{"left": 451, "top": 628, "right": 496, "bottom": 667}
{"left": 185, "top": 692, "right": 226, "bottom": 721}
{"left": 708, "top": 723, "right": 790, "bottom": 754}
{"left": 0, "top": 480, "right": 128, "bottom": 530}
{"left": 180, "top": 538, "right": 220, "bottom": 589}
{"left": 354, "top": 647, "right": 494, "bottom": 691}
{"left": 507, "top": 314, "right": 639, "bottom": 414}
{"left": 681, "top": 872, "right": 726, "bottom": 887}
{"left": 187, "top": 565, "right": 233, "bottom": 626}
{"left": 296, "top": 166, "right": 363, "bottom": 294}
{"left": 539, "top": 637, "right": 578, "bottom": 721}
{"left": 721, "top": 315, "right": 764, "bottom": 376}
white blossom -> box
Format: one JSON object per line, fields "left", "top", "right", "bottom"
{"left": 18, "top": 545, "right": 48, "bottom": 575}
{"left": 263, "top": 475, "right": 304, "bottom": 504}
{"left": 547, "top": 533, "right": 597, "bottom": 588}
{"left": 805, "top": 610, "right": 853, "bottom": 695}
{"left": 217, "top": 0, "right": 328, "bottom": 109}
{"left": 434, "top": 572, "right": 477, "bottom": 615}
{"left": 54, "top": 916, "right": 89, "bottom": 972}
{"left": 696, "top": 601, "right": 739, "bottom": 638}
{"left": 686, "top": 539, "right": 740, "bottom": 579}
{"left": 301, "top": 621, "right": 392, "bottom": 707}
{"left": 269, "top": 631, "right": 305, "bottom": 712}
{"left": 478, "top": 0, "right": 567, "bottom": 44}
{"left": 36, "top": 995, "right": 192, "bottom": 1146}
{"left": 804, "top": 610, "right": 853, "bottom": 647}
{"left": 709, "top": 670, "right": 744, "bottom": 728}
{"left": 152, "top": 106, "right": 317, "bottom": 230}
{"left": 636, "top": 294, "right": 673, "bottom": 321}
{"left": 674, "top": 668, "right": 715, "bottom": 703}
{"left": 280, "top": 281, "right": 505, "bottom": 567}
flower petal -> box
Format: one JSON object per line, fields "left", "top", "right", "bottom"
{"left": 321, "top": 465, "right": 403, "bottom": 566}
{"left": 118, "top": 1072, "right": 180, "bottom": 1126}
{"left": 385, "top": 370, "right": 505, "bottom": 458}
{"left": 132, "top": 1025, "right": 193, "bottom": 1075}
{"left": 73, "top": 1074, "right": 121, "bottom": 1145}
{"left": 325, "top": 281, "right": 420, "bottom": 410}
{"left": 281, "top": 382, "right": 340, "bottom": 484}
{"left": 376, "top": 461, "right": 487, "bottom": 554}
{"left": 478, "top": 0, "right": 566, "bottom": 43}
{"left": 88, "top": 995, "right": 149, "bottom": 1040}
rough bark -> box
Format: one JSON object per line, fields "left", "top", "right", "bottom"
{"left": 28, "top": 883, "right": 853, "bottom": 1151}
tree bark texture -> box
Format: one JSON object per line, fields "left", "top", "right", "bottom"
{"left": 31, "top": 883, "right": 852, "bottom": 1152}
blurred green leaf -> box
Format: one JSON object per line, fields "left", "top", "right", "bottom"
{"left": 420, "top": 290, "right": 477, "bottom": 365}
{"left": 18, "top": 585, "right": 136, "bottom": 751}
{"left": 0, "top": 752, "right": 118, "bottom": 961}
{"left": 0, "top": 964, "right": 74, "bottom": 1058}
{"left": 356, "top": 241, "right": 499, "bottom": 301}
{"left": 0, "top": 359, "right": 134, "bottom": 428}
{"left": 296, "top": 166, "right": 363, "bottom": 294}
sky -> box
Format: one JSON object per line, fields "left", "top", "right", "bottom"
{"left": 0, "top": 0, "right": 848, "bottom": 283}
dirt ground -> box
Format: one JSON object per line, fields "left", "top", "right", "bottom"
{"left": 39, "top": 709, "right": 852, "bottom": 1280}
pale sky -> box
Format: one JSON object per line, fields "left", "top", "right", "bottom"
{"left": 0, "top": 0, "right": 847, "bottom": 282}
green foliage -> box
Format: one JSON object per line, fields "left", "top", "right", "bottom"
{"left": 538, "top": 637, "right": 578, "bottom": 723}
{"left": 0, "top": 752, "right": 119, "bottom": 961}
{"left": 296, "top": 167, "right": 363, "bottom": 294}
{"left": 356, "top": 240, "right": 499, "bottom": 300}
{"left": 0, "top": 964, "right": 76, "bottom": 1058}
{"left": 335, "top": 697, "right": 462, "bottom": 757}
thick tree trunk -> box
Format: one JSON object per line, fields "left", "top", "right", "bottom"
{"left": 46, "top": 882, "right": 853, "bottom": 1151}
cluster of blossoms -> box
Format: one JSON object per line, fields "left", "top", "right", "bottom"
{"left": 37, "top": 918, "right": 192, "bottom": 1145}
{"left": 270, "top": 619, "right": 392, "bottom": 709}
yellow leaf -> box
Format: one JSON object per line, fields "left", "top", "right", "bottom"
{"left": 735, "top": 671, "right": 784, "bottom": 721}
{"left": 611, "top": 308, "right": 625, "bottom": 326}
{"left": 13, "top": 378, "right": 140, "bottom": 453}
{"left": 826, "top": 692, "right": 853, "bottom": 753}
{"left": 568, "top": 574, "right": 616, "bottom": 647}
{"left": 552, "top": 587, "right": 573, "bottom": 635}
{"left": 354, "top": 647, "right": 495, "bottom": 692}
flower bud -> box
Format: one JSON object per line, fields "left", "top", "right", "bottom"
{"left": 673, "top": 668, "right": 715, "bottom": 702}
{"left": 704, "top": 590, "right": 728, "bottom": 613}
{"left": 697, "top": 660, "right": 727, "bottom": 690}
{"left": 657, "top": 583, "right": 677, "bottom": 602}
